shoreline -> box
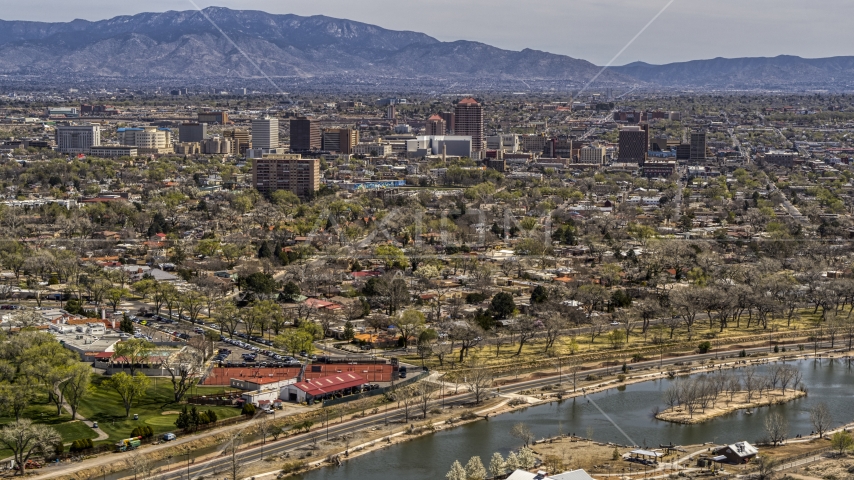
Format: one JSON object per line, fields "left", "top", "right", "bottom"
{"left": 245, "top": 352, "right": 845, "bottom": 480}
{"left": 654, "top": 389, "right": 807, "bottom": 424}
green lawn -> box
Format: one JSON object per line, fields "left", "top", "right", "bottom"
{"left": 77, "top": 376, "right": 242, "bottom": 442}
{"left": 0, "top": 400, "right": 99, "bottom": 459}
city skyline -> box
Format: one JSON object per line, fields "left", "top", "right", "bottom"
{"left": 1, "top": 0, "right": 853, "bottom": 66}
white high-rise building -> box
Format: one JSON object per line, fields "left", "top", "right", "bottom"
{"left": 251, "top": 117, "right": 279, "bottom": 150}
{"left": 56, "top": 124, "right": 101, "bottom": 154}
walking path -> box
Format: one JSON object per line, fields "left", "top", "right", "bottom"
{"left": 62, "top": 399, "right": 109, "bottom": 442}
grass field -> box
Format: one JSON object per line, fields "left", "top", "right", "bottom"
{"left": 0, "top": 399, "right": 99, "bottom": 458}
{"left": 397, "top": 306, "right": 837, "bottom": 371}
{"left": 77, "top": 376, "right": 241, "bottom": 443}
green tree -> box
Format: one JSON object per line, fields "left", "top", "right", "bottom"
{"left": 281, "top": 281, "right": 301, "bottom": 302}
{"left": 343, "top": 321, "right": 355, "bottom": 341}
{"left": 241, "top": 272, "right": 277, "bottom": 296}
{"left": 112, "top": 338, "right": 154, "bottom": 376}
{"left": 119, "top": 314, "right": 134, "bottom": 334}
{"left": 375, "top": 245, "right": 407, "bottom": 270}
{"left": 273, "top": 330, "right": 315, "bottom": 356}
{"left": 530, "top": 285, "right": 548, "bottom": 304}
{"left": 831, "top": 430, "right": 854, "bottom": 455}
{"left": 490, "top": 293, "right": 516, "bottom": 320}
{"left": 105, "top": 372, "right": 150, "bottom": 418}
{"left": 395, "top": 309, "right": 425, "bottom": 348}
{"left": 62, "top": 364, "right": 92, "bottom": 420}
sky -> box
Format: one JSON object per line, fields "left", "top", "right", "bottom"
{"left": 1, "top": 0, "right": 853, "bottom": 65}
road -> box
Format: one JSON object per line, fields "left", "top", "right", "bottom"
{"left": 122, "top": 345, "right": 846, "bottom": 480}
{"left": 768, "top": 182, "right": 808, "bottom": 226}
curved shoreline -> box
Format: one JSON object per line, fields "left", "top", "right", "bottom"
{"left": 654, "top": 389, "right": 807, "bottom": 425}
{"left": 248, "top": 353, "right": 843, "bottom": 479}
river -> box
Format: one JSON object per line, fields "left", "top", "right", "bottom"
{"left": 292, "top": 358, "right": 854, "bottom": 480}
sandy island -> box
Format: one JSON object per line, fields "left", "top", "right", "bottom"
{"left": 655, "top": 388, "right": 806, "bottom": 424}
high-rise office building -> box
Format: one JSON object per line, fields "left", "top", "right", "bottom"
{"left": 198, "top": 111, "right": 228, "bottom": 124}
{"left": 56, "top": 124, "right": 101, "bottom": 154}
{"left": 690, "top": 132, "right": 707, "bottom": 160}
{"left": 439, "top": 112, "right": 455, "bottom": 134}
{"left": 387, "top": 104, "right": 396, "bottom": 121}
{"left": 618, "top": 124, "right": 648, "bottom": 165}
{"left": 179, "top": 122, "right": 207, "bottom": 143}
{"left": 425, "top": 115, "right": 447, "bottom": 136}
{"left": 252, "top": 154, "right": 320, "bottom": 199}
{"left": 290, "top": 117, "right": 321, "bottom": 152}
{"left": 454, "top": 98, "right": 484, "bottom": 153}
{"left": 579, "top": 144, "right": 607, "bottom": 164}
{"left": 251, "top": 117, "right": 279, "bottom": 150}
{"left": 223, "top": 129, "right": 251, "bottom": 155}
{"left": 321, "top": 128, "right": 359, "bottom": 154}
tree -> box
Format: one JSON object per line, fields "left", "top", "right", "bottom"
{"left": 488, "top": 452, "right": 506, "bottom": 478}
{"left": 810, "top": 402, "right": 833, "bottom": 438}
{"left": 0, "top": 383, "right": 35, "bottom": 421}
{"left": 105, "top": 372, "right": 150, "bottom": 418}
{"left": 511, "top": 316, "right": 538, "bottom": 356}
{"left": 753, "top": 456, "right": 778, "bottom": 480}
{"left": 764, "top": 412, "right": 788, "bottom": 446}
{"left": 216, "top": 302, "right": 241, "bottom": 338}
{"left": 446, "top": 460, "right": 466, "bottom": 480}
{"left": 516, "top": 447, "right": 537, "bottom": 469}
{"left": 375, "top": 245, "right": 407, "bottom": 270}
{"left": 0, "top": 419, "right": 61, "bottom": 476}
{"left": 112, "top": 338, "right": 154, "bottom": 375}
{"left": 831, "top": 430, "right": 854, "bottom": 456}
{"left": 161, "top": 348, "right": 204, "bottom": 403}
{"left": 61, "top": 364, "right": 92, "bottom": 420}
{"left": 464, "top": 456, "right": 487, "bottom": 480}
{"left": 396, "top": 309, "right": 425, "bottom": 348}
{"left": 106, "top": 287, "right": 129, "bottom": 312}
{"left": 273, "top": 330, "right": 315, "bottom": 356}
{"left": 343, "top": 321, "right": 355, "bottom": 341}
{"left": 530, "top": 285, "right": 548, "bottom": 304}
{"left": 463, "top": 359, "right": 493, "bottom": 404}
{"left": 490, "top": 292, "right": 516, "bottom": 320}
{"left": 510, "top": 422, "right": 534, "bottom": 447}
{"left": 241, "top": 272, "right": 277, "bottom": 297}
{"left": 281, "top": 281, "right": 301, "bottom": 302}
{"left": 119, "top": 314, "right": 134, "bottom": 334}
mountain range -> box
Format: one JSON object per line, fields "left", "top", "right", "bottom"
{"left": 0, "top": 7, "right": 851, "bottom": 91}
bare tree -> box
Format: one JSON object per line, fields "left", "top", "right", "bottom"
{"left": 463, "top": 359, "right": 494, "bottom": 404}
{"left": 810, "top": 402, "right": 833, "bottom": 438}
{"left": 776, "top": 365, "right": 801, "bottom": 395}
{"left": 764, "top": 412, "right": 788, "bottom": 446}
{"left": 414, "top": 381, "right": 435, "bottom": 419}
{"left": 510, "top": 422, "right": 534, "bottom": 447}
{"left": 160, "top": 348, "right": 205, "bottom": 403}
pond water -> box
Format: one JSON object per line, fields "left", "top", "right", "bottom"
{"left": 292, "top": 358, "right": 854, "bottom": 480}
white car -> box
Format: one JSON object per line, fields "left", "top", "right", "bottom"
{"left": 609, "top": 321, "right": 620, "bottom": 326}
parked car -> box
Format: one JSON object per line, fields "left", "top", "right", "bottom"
{"left": 162, "top": 433, "right": 176, "bottom": 441}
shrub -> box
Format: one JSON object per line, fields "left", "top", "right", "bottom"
{"left": 241, "top": 403, "right": 257, "bottom": 416}
{"left": 70, "top": 438, "right": 94, "bottom": 452}
{"left": 617, "top": 374, "right": 627, "bottom": 382}
{"left": 698, "top": 341, "right": 712, "bottom": 354}
{"left": 206, "top": 409, "right": 218, "bottom": 424}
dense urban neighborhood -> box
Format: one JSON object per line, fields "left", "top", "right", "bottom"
{"left": 0, "top": 6, "right": 853, "bottom": 480}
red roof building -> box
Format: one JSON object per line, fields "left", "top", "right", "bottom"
{"left": 284, "top": 373, "right": 365, "bottom": 404}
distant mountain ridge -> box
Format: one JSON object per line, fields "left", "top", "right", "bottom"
{"left": 0, "top": 7, "right": 631, "bottom": 85}
{"left": 612, "top": 55, "right": 854, "bottom": 89}
{"left": 0, "top": 8, "right": 850, "bottom": 90}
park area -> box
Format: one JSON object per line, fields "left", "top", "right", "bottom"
{"left": 76, "top": 376, "right": 242, "bottom": 443}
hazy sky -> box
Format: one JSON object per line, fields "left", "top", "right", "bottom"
{"left": 2, "top": 0, "right": 853, "bottom": 65}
